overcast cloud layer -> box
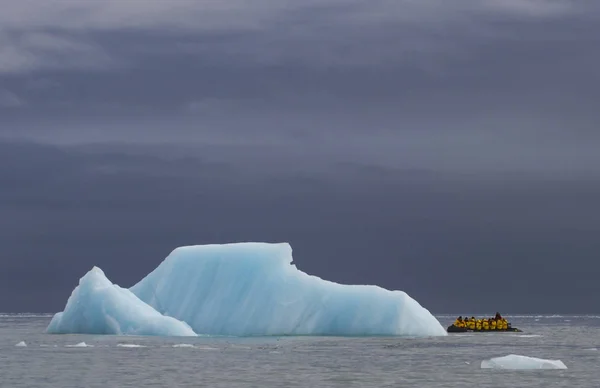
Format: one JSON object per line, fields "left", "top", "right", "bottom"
{"left": 1, "top": 0, "right": 599, "bottom": 313}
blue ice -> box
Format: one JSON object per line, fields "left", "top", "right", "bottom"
{"left": 46, "top": 267, "right": 196, "bottom": 336}
{"left": 130, "top": 242, "right": 446, "bottom": 337}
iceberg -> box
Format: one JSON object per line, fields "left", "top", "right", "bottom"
{"left": 46, "top": 267, "right": 196, "bottom": 337}
{"left": 481, "top": 355, "right": 567, "bottom": 370}
{"left": 130, "top": 242, "right": 446, "bottom": 337}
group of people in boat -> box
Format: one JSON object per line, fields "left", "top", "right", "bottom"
{"left": 453, "top": 312, "right": 511, "bottom": 331}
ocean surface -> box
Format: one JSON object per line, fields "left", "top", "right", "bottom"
{"left": 1, "top": 314, "right": 598, "bottom": 387}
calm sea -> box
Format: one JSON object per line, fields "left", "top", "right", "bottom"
{"left": 1, "top": 314, "right": 598, "bottom": 387}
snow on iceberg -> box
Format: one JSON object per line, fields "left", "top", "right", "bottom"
{"left": 481, "top": 355, "right": 567, "bottom": 370}
{"left": 130, "top": 242, "right": 446, "bottom": 337}
{"left": 46, "top": 267, "right": 196, "bottom": 337}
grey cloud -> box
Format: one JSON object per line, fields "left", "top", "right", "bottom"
{"left": 0, "top": 31, "right": 117, "bottom": 74}
{"left": 0, "top": 0, "right": 584, "bottom": 32}
{"left": 0, "top": 88, "right": 23, "bottom": 107}
{"left": 1, "top": 0, "right": 597, "bottom": 118}
{"left": 1, "top": 1, "right": 600, "bottom": 314}
{"left": 1, "top": 0, "right": 596, "bottom": 74}
{"left": 1, "top": 140, "right": 599, "bottom": 312}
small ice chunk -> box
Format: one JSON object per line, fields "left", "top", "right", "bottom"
{"left": 172, "top": 344, "right": 195, "bottom": 348}
{"left": 66, "top": 342, "right": 92, "bottom": 347}
{"left": 15, "top": 341, "right": 27, "bottom": 347}
{"left": 197, "top": 346, "right": 219, "bottom": 351}
{"left": 117, "top": 343, "right": 146, "bottom": 348}
{"left": 229, "top": 344, "right": 252, "bottom": 350}
{"left": 481, "top": 354, "right": 567, "bottom": 370}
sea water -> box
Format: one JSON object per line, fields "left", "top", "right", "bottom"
{"left": 1, "top": 314, "right": 599, "bottom": 387}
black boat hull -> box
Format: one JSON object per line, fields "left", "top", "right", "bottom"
{"left": 446, "top": 325, "right": 522, "bottom": 333}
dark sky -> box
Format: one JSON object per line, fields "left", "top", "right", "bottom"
{"left": 1, "top": 1, "right": 599, "bottom": 314}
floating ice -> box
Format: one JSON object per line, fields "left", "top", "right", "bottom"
{"left": 130, "top": 242, "right": 446, "bottom": 337}
{"left": 46, "top": 243, "right": 445, "bottom": 337}
{"left": 117, "top": 343, "right": 146, "bottom": 348}
{"left": 481, "top": 354, "right": 567, "bottom": 370}
{"left": 172, "top": 344, "right": 195, "bottom": 348}
{"left": 15, "top": 341, "right": 27, "bottom": 347}
{"left": 66, "top": 342, "right": 92, "bottom": 348}
{"left": 46, "top": 267, "right": 196, "bottom": 337}
{"left": 197, "top": 346, "right": 219, "bottom": 351}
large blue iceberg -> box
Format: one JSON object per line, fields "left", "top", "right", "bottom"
{"left": 130, "top": 243, "right": 445, "bottom": 336}
{"left": 46, "top": 267, "right": 196, "bottom": 336}
{"left": 47, "top": 242, "right": 446, "bottom": 337}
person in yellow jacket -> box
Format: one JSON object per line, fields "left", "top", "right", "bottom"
{"left": 468, "top": 317, "right": 476, "bottom": 330}
{"left": 497, "top": 318, "right": 504, "bottom": 330}
{"left": 490, "top": 319, "right": 497, "bottom": 330}
{"left": 476, "top": 319, "right": 482, "bottom": 331}
{"left": 454, "top": 316, "right": 465, "bottom": 328}
{"left": 482, "top": 319, "right": 489, "bottom": 331}
{"left": 501, "top": 319, "right": 508, "bottom": 330}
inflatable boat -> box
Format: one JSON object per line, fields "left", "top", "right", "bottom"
{"left": 447, "top": 324, "right": 522, "bottom": 333}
